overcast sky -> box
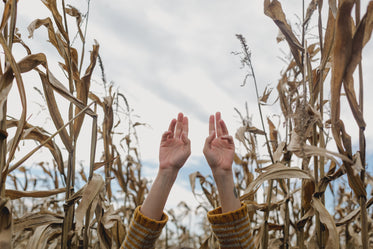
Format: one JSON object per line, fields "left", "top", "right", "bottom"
{"left": 13, "top": 0, "right": 373, "bottom": 211}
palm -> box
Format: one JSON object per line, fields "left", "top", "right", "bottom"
{"left": 203, "top": 112, "right": 235, "bottom": 173}
{"left": 159, "top": 113, "right": 191, "bottom": 171}
{"left": 205, "top": 138, "right": 234, "bottom": 171}
{"left": 160, "top": 138, "right": 190, "bottom": 170}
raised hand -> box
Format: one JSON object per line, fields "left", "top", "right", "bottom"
{"left": 141, "top": 113, "right": 191, "bottom": 220}
{"left": 203, "top": 112, "right": 235, "bottom": 175}
{"left": 203, "top": 112, "right": 240, "bottom": 213}
{"left": 159, "top": 112, "right": 191, "bottom": 173}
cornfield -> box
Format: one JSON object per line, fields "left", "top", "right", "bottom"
{"left": 0, "top": 0, "right": 372, "bottom": 249}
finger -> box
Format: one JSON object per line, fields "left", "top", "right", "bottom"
{"left": 181, "top": 132, "right": 191, "bottom": 145}
{"left": 215, "top": 112, "right": 222, "bottom": 137}
{"left": 221, "top": 135, "right": 234, "bottom": 145}
{"left": 209, "top": 115, "right": 215, "bottom": 136}
{"left": 205, "top": 131, "right": 215, "bottom": 146}
{"left": 175, "top": 113, "right": 184, "bottom": 138}
{"left": 183, "top": 116, "right": 189, "bottom": 137}
{"left": 168, "top": 118, "right": 177, "bottom": 135}
{"left": 161, "top": 131, "right": 172, "bottom": 142}
{"left": 219, "top": 119, "right": 229, "bottom": 135}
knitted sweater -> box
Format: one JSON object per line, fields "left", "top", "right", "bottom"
{"left": 120, "top": 204, "right": 254, "bottom": 249}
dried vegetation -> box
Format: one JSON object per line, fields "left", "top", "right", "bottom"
{"left": 0, "top": 0, "right": 372, "bottom": 249}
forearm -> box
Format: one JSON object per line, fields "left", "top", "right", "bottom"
{"left": 140, "top": 168, "right": 178, "bottom": 220}
{"left": 213, "top": 169, "right": 241, "bottom": 213}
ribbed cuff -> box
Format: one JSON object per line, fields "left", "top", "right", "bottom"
{"left": 207, "top": 203, "right": 247, "bottom": 224}
{"left": 134, "top": 206, "right": 168, "bottom": 230}
{"left": 120, "top": 206, "right": 168, "bottom": 249}
{"left": 207, "top": 203, "right": 254, "bottom": 249}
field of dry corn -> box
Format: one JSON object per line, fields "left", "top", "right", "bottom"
{"left": 0, "top": 0, "right": 372, "bottom": 248}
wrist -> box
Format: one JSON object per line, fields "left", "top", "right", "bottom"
{"left": 157, "top": 167, "right": 179, "bottom": 181}
{"left": 212, "top": 167, "right": 233, "bottom": 178}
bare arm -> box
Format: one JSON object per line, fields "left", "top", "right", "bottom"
{"left": 203, "top": 112, "right": 240, "bottom": 213}
{"left": 140, "top": 113, "right": 191, "bottom": 220}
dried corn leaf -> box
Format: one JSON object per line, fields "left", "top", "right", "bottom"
{"left": 28, "top": 17, "right": 79, "bottom": 74}
{"left": 103, "top": 96, "right": 114, "bottom": 139}
{"left": 245, "top": 197, "right": 288, "bottom": 212}
{"left": 5, "top": 188, "right": 65, "bottom": 200}
{"left": 26, "top": 223, "right": 62, "bottom": 249}
{"left": 189, "top": 171, "right": 206, "bottom": 196}
{"left": 42, "top": 70, "right": 95, "bottom": 116}
{"left": 111, "top": 156, "right": 126, "bottom": 193}
{"left": 58, "top": 43, "right": 79, "bottom": 82}
{"left": 345, "top": 163, "right": 367, "bottom": 197}
{"left": 1, "top": 52, "right": 93, "bottom": 119}
{"left": 102, "top": 96, "right": 114, "bottom": 199}
{"left": 0, "top": 53, "right": 45, "bottom": 122}
{"left": 39, "top": 72, "right": 73, "bottom": 152}
{"left": 0, "top": 84, "right": 13, "bottom": 122}
{"left": 264, "top": 0, "right": 303, "bottom": 68}
{"left": 360, "top": 2, "right": 373, "bottom": 47}
{"left": 7, "top": 119, "right": 64, "bottom": 177}
{"left": 268, "top": 238, "right": 283, "bottom": 248}
{"left": 95, "top": 202, "right": 111, "bottom": 249}
{"left": 304, "top": 0, "right": 319, "bottom": 25}
{"left": 267, "top": 117, "right": 278, "bottom": 151}
{"left": 298, "top": 207, "right": 315, "bottom": 229}
{"left": 247, "top": 126, "right": 266, "bottom": 135}
{"left": 321, "top": 9, "right": 336, "bottom": 71}
{"left": 89, "top": 92, "right": 103, "bottom": 106}
{"left": 272, "top": 141, "right": 285, "bottom": 162}
{"left": 6, "top": 0, "right": 17, "bottom": 51}
{"left": 302, "top": 179, "right": 315, "bottom": 211}
{"left": 102, "top": 205, "right": 122, "bottom": 230}
{"left": 111, "top": 220, "right": 126, "bottom": 248}
{"left": 189, "top": 172, "right": 217, "bottom": 208}
{"left": 329, "top": 0, "right": 337, "bottom": 18}
{"left": 342, "top": 1, "right": 373, "bottom": 129}
{"left": 79, "top": 167, "right": 87, "bottom": 183}
{"left": 336, "top": 196, "right": 373, "bottom": 226}
{"left": 311, "top": 197, "right": 339, "bottom": 249}
{"left": 28, "top": 18, "right": 65, "bottom": 57}
{"left": 241, "top": 163, "right": 313, "bottom": 200}
{"left": 0, "top": 33, "right": 27, "bottom": 182}
{"left": 288, "top": 131, "right": 352, "bottom": 165}
{"left": 260, "top": 86, "right": 272, "bottom": 104}
{"left": 330, "top": 0, "right": 354, "bottom": 152}
{"left": 235, "top": 126, "right": 247, "bottom": 145}
{"left": 277, "top": 77, "right": 291, "bottom": 117}
{"left": 75, "top": 174, "right": 104, "bottom": 233}
{"left": 14, "top": 211, "right": 63, "bottom": 231}
{"left": 74, "top": 43, "right": 99, "bottom": 137}
{"left": 0, "top": 52, "right": 74, "bottom": 155}
{"left": 66, "top": 5, "right": 84, "bottom": 41}
{"left": 0, "top": 0, "right": 11, "bottom": 32}
{"left": 41, "top": 0, "right": 68, "bottom": 42}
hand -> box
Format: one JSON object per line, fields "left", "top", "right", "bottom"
{"left": 159, "top": 113, "right": 191, "bottom": 174}
{"left": 203, "top": 112, "right": 240, "bottom": 212}
{"left": 203, "top": 112, "right": 235, "bottom": 175}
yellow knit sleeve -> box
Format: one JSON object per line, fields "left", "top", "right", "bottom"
{"left": 120, "top": 206, "right": 168, "bottom": 249}
{"left": 207, "top": 203, "right": 254, "bottom": 249}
